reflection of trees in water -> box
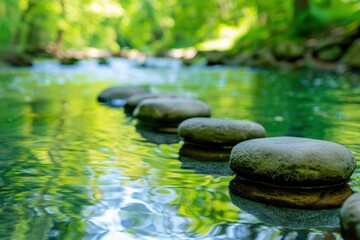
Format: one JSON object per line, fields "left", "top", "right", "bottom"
{"left": 0, "top": 98, "right": 94, "bottom": 239}
{"left": 249, "top": 70, "right": 349, "bottom": 139}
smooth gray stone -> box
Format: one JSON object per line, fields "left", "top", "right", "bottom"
{"left": 178, "top": 117, "right": 265, "bottom": 147}
{"left": 97, "top": 86, "right": 149, "bottom": 104}
{"left": 125, "top": 93, "right": 186, "bottom": 114}
{"left": 340, "top": 193, "right": 360, "bottom": 240}
{"left": 133, "top": 98, "right": 211, "bottom": 124}
{"left": 230, "top": 136, "right": 356, "bottom": 188}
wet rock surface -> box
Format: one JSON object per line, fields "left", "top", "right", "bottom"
{"left": 178, "top": 117, "right": 265, "bottom": 147}
{"left": 133, "top": 98, "right": 211, "bottom": 124}
{"left": 97, "top": 86, "right": 149, "bottom": 107}
{"left": 230, "top": 136, "right": 356, "bottom": 188}
{"left": 124, "top": 93, "right": 186, "bottom": 115}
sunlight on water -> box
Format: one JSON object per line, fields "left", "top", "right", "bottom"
{"left": 0, "top": 59, "right": 359, "bottom": 239}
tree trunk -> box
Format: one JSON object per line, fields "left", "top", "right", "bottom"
{"left": 11, "top": 0, "right": 38, "bottom": 48}
{"left": 52, "top": 0, "right": 65, "bottom": 54}
{"left": 293, "top": 0, "right": 312, "bottom": 36}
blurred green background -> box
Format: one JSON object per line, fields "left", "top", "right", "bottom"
{"left": 0, "top": 0, "right": 360, "bottom": 69}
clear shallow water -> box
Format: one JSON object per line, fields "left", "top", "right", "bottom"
{"left": 0, "top": 59, "right": 359, "bottom": 240}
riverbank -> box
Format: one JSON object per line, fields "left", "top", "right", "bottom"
{"left": 1, "top": 26, "right": 359, "bottom": 72}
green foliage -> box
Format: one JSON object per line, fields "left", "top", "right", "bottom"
{"left": 0, "top": 0, "right": 359, "bottom": 54}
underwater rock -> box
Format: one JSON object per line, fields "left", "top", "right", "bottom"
{"left": 229, "top": 190, "right": 341, "bottom": 229}
{"left": 340, "top": 193, "right": 360, "bottom": 240}
{"left": 133, "top": 98, "right": 210, "bottom": 132}
{"left": 230, "top": 137, "right": 356, "bottom": 188}
{"left": 124, "top": 93, "right": 187, "bottom": 115}
{"left": 97, "top": 86, "right": 149, "bottom": 107}
{"left": 229, "top": 177, "right": 352, "bottom": 209}
{"left": 179, "top": 143, "right": 231, "bottom": 162}
{"left": 178, "top": 118, "right": 265, "bottom": 147}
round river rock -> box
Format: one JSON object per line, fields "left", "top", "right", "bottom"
{"left": 341, "top": 193, "right": 360, "bottom": 240}
{"left": 97, "top": 86, "right": 149, "bottom": 104}
{"left": 125, "top": 93, "right": 186, "bottom": 114}
{"left": 178, "top": 117, "right": 265, "bottom": 147}
{"left": 230, "top": 137, "right": 356, "bottom": 188}
{"left": 133, "top": 98, "right": 211, "bottom": 124}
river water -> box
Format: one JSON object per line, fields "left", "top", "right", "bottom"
{"left": 0, "top": 58, "right": 359, "bottom": 239}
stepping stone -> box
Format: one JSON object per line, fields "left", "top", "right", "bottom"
{"left": 229, "top": 177, "right": 352, "bottom": 209}
{"left": 97, "top": 86, "right": 149, "bottom": 107}
{"left": 178, "top": 117, "right": 266, "bottom": 147}
{"left": 124, "top": 93, "right": 186, "bottom": 115}
{"left": 133, "top": 98, "right": 210, "bottom": 132}
{"left": 230, "top": 137, "right": 356, "bottom": 188}
{"left": 340, "top": 193, "right": 360, "bottom": 240}
{"left": 178, "top": 117, "right": 265, "bottom": 162}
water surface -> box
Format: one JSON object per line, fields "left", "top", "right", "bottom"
{"left": 0, "top": 59, "right": 359, "bottom": 239}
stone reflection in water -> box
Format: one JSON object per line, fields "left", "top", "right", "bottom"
{"left": 135, "top": 124, "right": 180, "bottom": 145}
{"left": 229, "top": 177, "right": 350, "bottom": 234}
{"left": 230, "top": 192, "right": 341, "bottom": 237}
{"left": 179, "top": 156, "right": 233, "bottom": 176}
{"left": 229, "top": 177, "right": 352, "bottom": 209}
{"left": 178, "top": 144, "right": 233, "bottom": 176}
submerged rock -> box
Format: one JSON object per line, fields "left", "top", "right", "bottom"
{"left": 124, "top": 93, "right": 186, "bottom": 115}
{"left": 178, "top": 118, "right": 265, "bottom": 147}
{"left": 133, "top": 98, "right": 211, "bottom": 131}
{"left": 340, "top": 193, "right": 360, "bottom": 240}
{"left": 97, "top": 86, "right": 149, "bottom": 107}
{"left": 230, "top": 137, "right": 356, "bottom": 188}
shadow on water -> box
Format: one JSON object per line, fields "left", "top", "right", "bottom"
{"left": 135, "top": 124, "right": 180, "bottom": 145}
